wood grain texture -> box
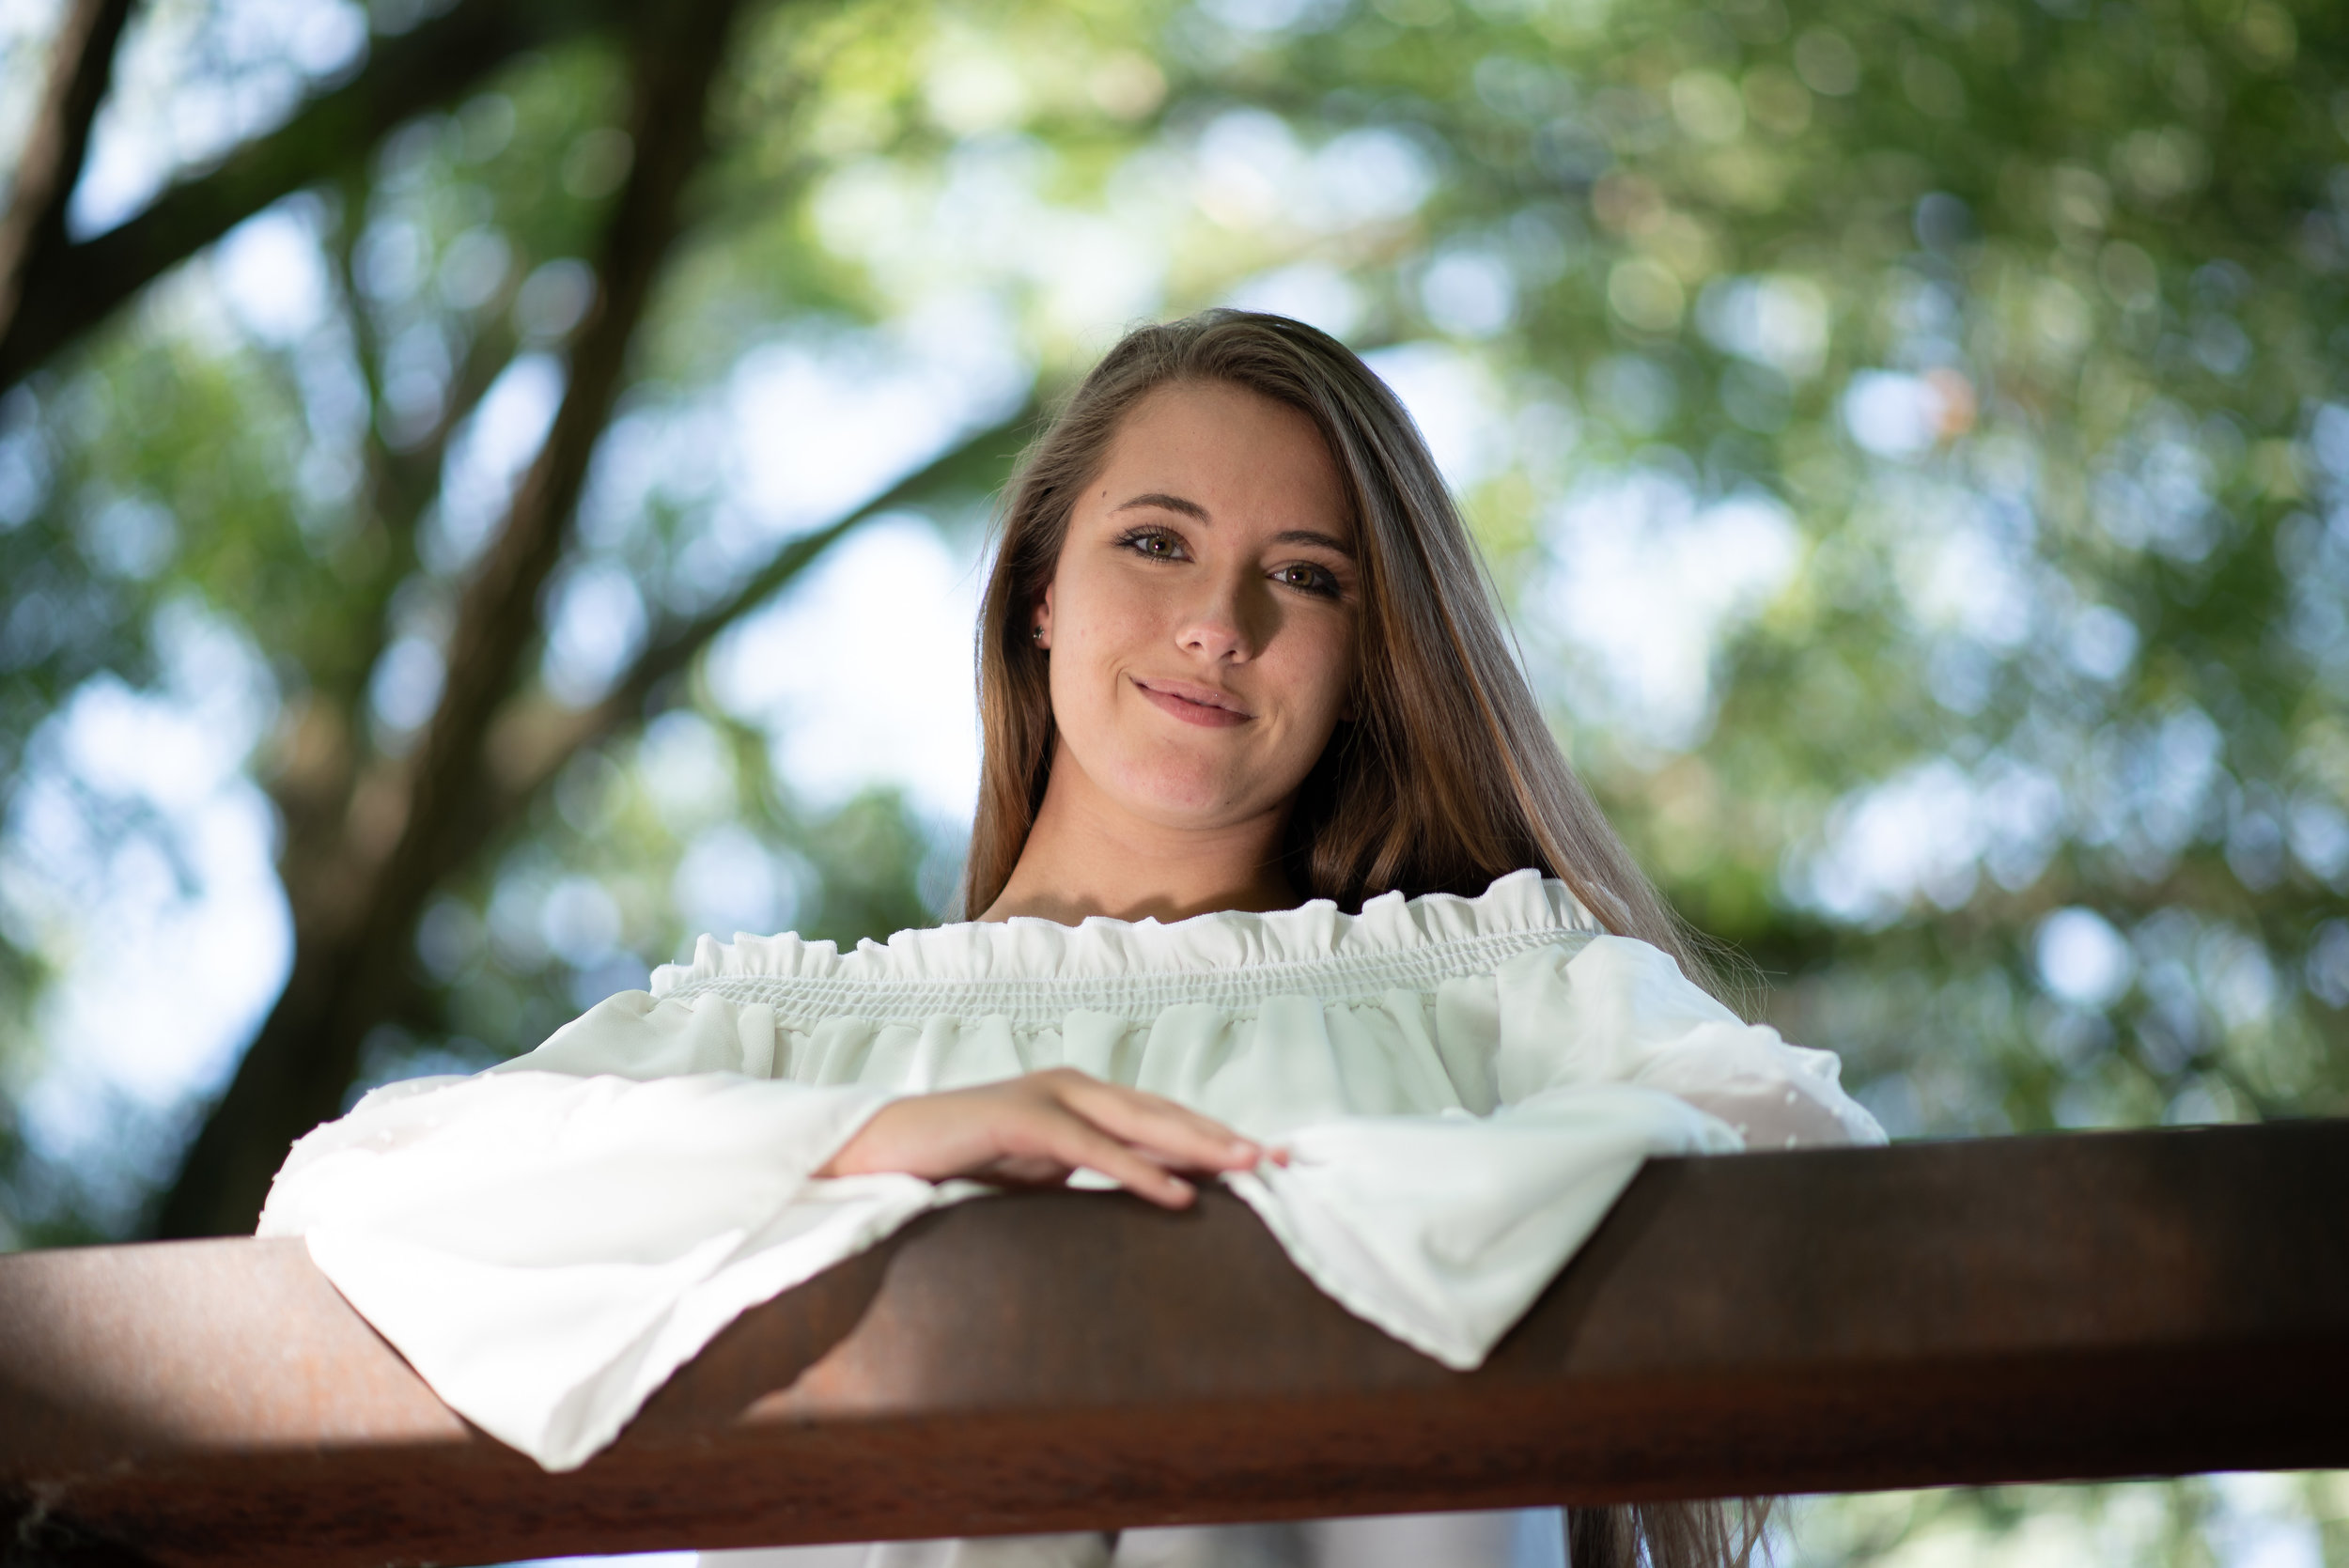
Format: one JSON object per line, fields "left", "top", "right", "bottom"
{"left": 5, "top": 1122, "right": 2346, "bottom": 1568}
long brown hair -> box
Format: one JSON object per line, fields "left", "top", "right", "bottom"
{"left": 964, "top": 311, "right": 1764, "bottom": 1566}
{"left": 963, "top": 309, "right": 1725, "bottom": 991}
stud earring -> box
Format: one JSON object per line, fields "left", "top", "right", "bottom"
{"left": 1031, "top": 625, "right": 1045, "bottom": 642}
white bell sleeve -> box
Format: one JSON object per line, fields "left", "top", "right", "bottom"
{"left": 1227, "top": 934, "right": 1883, "bottom": 1372}
{"left": 1489, "top": 934, "right": 1887, "bottom": 1152}
{"left": 256, "top": 988, "right": 936, "bottom": 1472}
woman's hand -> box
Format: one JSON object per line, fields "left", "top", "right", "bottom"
{"left": 816, "top": 1067, "right": 1273, "bottom": 1209}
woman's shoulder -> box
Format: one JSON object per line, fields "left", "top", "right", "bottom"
{"left": 649, "top": 869, "right": 1606, "bottom": 1024}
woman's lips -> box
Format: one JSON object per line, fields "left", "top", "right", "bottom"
{"left": 1130, "top": 675, "right": 1252, "bottom": 728}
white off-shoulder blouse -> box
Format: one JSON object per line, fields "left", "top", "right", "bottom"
{"left": 257, "top": 870, "right": 1883, "bottom": 1474}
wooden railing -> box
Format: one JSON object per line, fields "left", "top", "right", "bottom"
{"left": 5, "top": 1121, "right": 2347, "bottom": 1568}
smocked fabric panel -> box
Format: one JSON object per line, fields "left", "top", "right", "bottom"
{"left": 661, "top": 926, "right": 1596, "bottom": 1027}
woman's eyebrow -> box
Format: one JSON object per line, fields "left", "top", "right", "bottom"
{"left": 1270, "top": 528, "right": 1355, "bottom": 556}
{"left": 1112, "top": 491, "right": 1210, "bottom": 520}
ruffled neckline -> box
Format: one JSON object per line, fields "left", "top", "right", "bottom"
{"left": 651, "top": 868, "right": 1598, "bottom": 998}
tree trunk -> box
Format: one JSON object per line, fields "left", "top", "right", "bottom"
{"left": 150, "top": 0, "right": 743, "bottom": 1241}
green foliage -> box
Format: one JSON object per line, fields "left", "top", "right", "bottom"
{"left": 353, "top": 711, "right": 941, "bottom": 1102}
{"left": 1787, "top": 1472, "right": 2349, "bottom": 1567}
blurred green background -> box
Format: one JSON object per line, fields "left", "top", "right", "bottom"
{"left": 0, "top": 0, "right": 2344, "bottom": 1559}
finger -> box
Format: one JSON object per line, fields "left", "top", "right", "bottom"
{"left": 1070, "top": 1098, "right": 1255, "bottom": 1173}
{"left": 1057, "top": 1079, "right": 1264, "bottom": 1171}
{"left": 1017, "top": 1109, "right": 1199, "bottom": 1208}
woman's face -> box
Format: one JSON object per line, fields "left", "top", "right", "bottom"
{"left": 1036, "top": 380, "right": 1360, "bottom": 835}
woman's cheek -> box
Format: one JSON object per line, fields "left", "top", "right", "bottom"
{"left": 1283, "top": 619, "right": 1355, "bottom": 731}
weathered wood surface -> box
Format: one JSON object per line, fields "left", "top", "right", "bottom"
{"left": 4, "top": 1122, "right": 2346, "bottom": 1568}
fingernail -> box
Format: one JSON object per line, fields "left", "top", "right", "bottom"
{"left": 1227, "top": 1140, "right": 1256, "bottom": 1161}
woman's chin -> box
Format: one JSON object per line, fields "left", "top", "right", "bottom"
{"left": 1106, "top": 770, "right": 1271, "bottom": 831}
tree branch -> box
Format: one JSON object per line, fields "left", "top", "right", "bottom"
{"left": 0, "top": 0, "right": 135, "bottom": 339}
{"left": 487, "top": 397, "right": 1042, "bottom": 800}
{"left": 0, "top": 0, "right": 616, "bottom": 391}
{"left": 622, "top": 401, "right": 1038, "bottom": 705}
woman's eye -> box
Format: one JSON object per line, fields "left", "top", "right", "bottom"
{"left": 1275, "top": 564, "right": 1335, "bottom": 594}
{"left": 1121, "top": 529, "right": 1184, "bottom": 559}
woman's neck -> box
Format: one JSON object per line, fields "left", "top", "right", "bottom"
{"left": 977, "top": 758, "right": 1297, "bottom": 925}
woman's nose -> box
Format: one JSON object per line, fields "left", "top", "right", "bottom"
{"left": 1174, "top": 575, "right": 1265, "bottom": 663}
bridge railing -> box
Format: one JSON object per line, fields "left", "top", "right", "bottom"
{"left": 5, "top": 1121, "right": 2346, "bottom": 1568}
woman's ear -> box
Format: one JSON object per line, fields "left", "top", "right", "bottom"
{"left": 1032, "top": 584, "right": 1054, "bottom": 650}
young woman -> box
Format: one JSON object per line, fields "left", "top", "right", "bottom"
{"left": 260, "top": 311, "right": 1880, "bottom": 1568}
